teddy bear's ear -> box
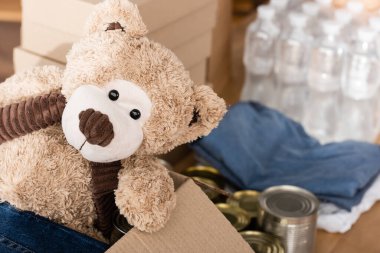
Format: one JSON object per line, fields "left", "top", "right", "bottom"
{"left": 84, "top": 0, "right": 148, "bottom": 38}
{"left": 184, "top": 85, "right": 226, "bottom": 143}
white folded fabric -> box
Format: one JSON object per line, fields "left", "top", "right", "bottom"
{"left": 317, "top": 173, "right": 380, "bottom": 233}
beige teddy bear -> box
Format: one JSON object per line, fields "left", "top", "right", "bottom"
{"left": 0, "top": 0, "right": 226, "bottom": 241}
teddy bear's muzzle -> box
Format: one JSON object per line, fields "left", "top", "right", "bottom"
{"left": 79, "top": 109, "right": 114, "bottom": 147}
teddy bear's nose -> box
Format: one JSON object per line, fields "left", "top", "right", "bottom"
{"left": 79, "top": 109, "right": 114, "bottom": 147}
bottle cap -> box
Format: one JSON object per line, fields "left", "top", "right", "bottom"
{"left": 316, "top": 0, "right": 332, "bottom": 7}
{"left": 321, "top": 20, "right": 341, "bottom": 35}
{"left": 302, "top": 2, "right": 320, "bottom": 17}
{"left": 257, "top": 5, "right": 276, "bottom": 20}
{"left": 369, "top": 17, "right": 380, "bottom": 32}
{"left": 288, "top": 12, "right": 308, "bottom": 28}
{"left": 334, "top": 9, "right": 353, "bottom": 25}
{"left": 269, "top": 0, "right": 289, "bottom": 11}
{"left": 346, "top": 1, "right": 364, "bottom": 14}
{"left": 357, "top": 27, "right": 376, "bottom": 42}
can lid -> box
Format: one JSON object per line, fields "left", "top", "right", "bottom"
{"left": 216, "top": 203, "right": 251, "bottom": 231}
{"left": 240, "top": 230, "right": 284, "bottom": 253}
{"left": 259, "top": 185, "right": 319, "bottom": 220}
{"left": 183, "top": 166, "right": 220, "bottom": 176}
{"left": 113, "top": 213, "right": 134, "bottom": 234}
{"left": 183, "top": 166, "right": 225, "bottom": 188}
{"left": 227, "top": 190, "right": 260, "bottom": 218}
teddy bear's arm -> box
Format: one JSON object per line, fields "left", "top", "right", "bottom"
{"left": 0, "top": 92, "right": 66, "bottom": 144}
{"left": 115, "top": 158, "right": 176, "bottom": 233}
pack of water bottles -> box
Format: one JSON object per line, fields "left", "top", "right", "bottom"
{"left": 241, "top": 0, "right": 380, "bottom": 143}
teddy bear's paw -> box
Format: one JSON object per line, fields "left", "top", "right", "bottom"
{"left": 117, "top": 192, "right": 176, "bottom": 233}
{"left": 126, "top": 194, "right": 176, "bottom": 233}
{"left": 115, "top": 166, "right": 176, "bottom": 233}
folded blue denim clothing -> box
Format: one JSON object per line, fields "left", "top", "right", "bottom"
{"left": 190, "top": 102, "right": 380, "bottom": 210}
{"left": 0, "top": 202, "right": 108, "bottom": 253}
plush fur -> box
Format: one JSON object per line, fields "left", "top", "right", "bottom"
{"left": 0, "top": 0, "right": 226, "bottom": 241}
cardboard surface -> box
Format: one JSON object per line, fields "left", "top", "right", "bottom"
{"left": 22, "top": 0, "right": 215, "bottom": 37}
{"left": 21, "top": 22, "right": 212, "bottom": 68}
{"left": 13, "top": 47, "right": 207, "bottom": 84}
{"left": 107, "top": 172, "right": 253, "bottom": 253}
{"left": 21, "top": 1, "right": 216, "bottom": 62}
{"left": 13, "top": 47, "right": 64, "bottom": 72}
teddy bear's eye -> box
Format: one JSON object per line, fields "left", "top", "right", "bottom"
{"left": 130, "top": 109, "right": 141, "bottom": 120}
{"left": 108, "top": 90, "right": 119, "bottom": 101}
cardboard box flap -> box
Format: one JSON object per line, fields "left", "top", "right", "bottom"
{"left": 169, "top": 171, "right": 188, "bottom": 190}
{"left": 107, "top": 174, "right": 253, "bottom": 253}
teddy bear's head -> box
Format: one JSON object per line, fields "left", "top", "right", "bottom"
{"left": 61, "top": 0, "right": 226, "bottom": 163}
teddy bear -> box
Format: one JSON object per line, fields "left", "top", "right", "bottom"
{"left": 0, "top": 0, "right": 226, "bottom": 241}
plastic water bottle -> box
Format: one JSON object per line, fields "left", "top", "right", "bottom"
{"left": 315, "top": 0, "right": 333, "bottom": 18}
{"left": 241, "top": 5, "right": 279, "bottom": 106}
{"left": 346, "top": 1, "right": 366, "bottom": 25}
{"left": 303, "top": 21, "right": 346, "bottom": 143}
{"left": 275, "top": 12, "right": 311, "bottom": 121}
{"left": 275, "top": 12, "right": 311, "bottom": 85}
{"left": 337, "top": 27, "right": 380, "bottom": 142}
{"left": 270, "top": 0, "right": 290, "bottom": 29}
{"left": 369, "top": 16, "right": 380, "bottom": 56}
{"left": 302, "top": 2, "right": 321, "bottom": 36}
{"left": 244, "top": 5, "right": 279, "bottom": 76}
{"left": 334, "top": 9, "right": 353, "bottom": 42}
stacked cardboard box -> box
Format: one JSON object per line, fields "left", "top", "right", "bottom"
{"left": 14, "top": 0, "right": 218, "bottom": 85}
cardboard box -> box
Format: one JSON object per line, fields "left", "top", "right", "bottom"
{"left": 21, "top": 1, "right": 217, "bottom": 55}
{"left": 22, "top": 0, "right": 215, "bottom": 37}
{"left": 13, "top": 47, "right": 207, "bottom": 84}
{"left": 13, "top": 47, "right": 65, "bottom": 72}
{"left": 208, "top": 0, "right": 232, "bottom": 95}
{"left": 107, "top": 172, "right": 254, "bottom": 253}
{"left": 21, "top": 22, "right": 212, "bottom": 68}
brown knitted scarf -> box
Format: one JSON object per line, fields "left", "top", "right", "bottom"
{"left": 0, "top": 92, "right": 122, "bottom": 238}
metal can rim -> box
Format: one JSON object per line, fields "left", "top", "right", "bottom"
{"left": 216, "top": 203, "right": 251, "bottom": 231}
{"left": 259, "top": 185, "right": 319, "bottom": 222}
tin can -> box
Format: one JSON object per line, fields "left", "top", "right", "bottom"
{"left": 227, "top": 190, "right": 260, "bottom": 218}
{"left": 216, "top": 203, "right": 251, "bottom": 231}
{"left": 110, "top": 213, "right": 134, "bottom": 245}
{"left": 182, "top": 166, "right": 225, "bottom": 188}
{"left": 258, "top": 185, "right": 319, "bottom": 253}
{"left": 240, "top": 230, "right": 284, "bottom": 253}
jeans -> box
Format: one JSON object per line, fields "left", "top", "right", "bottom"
{"left": 191, "top": 102, "right": 380, "bottom": 210}
{"left": 0, "top": 202, "right": 108, "bottom": 253}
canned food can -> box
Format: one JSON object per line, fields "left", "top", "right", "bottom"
{"left": 216, "top": 203, "right": 251, "bottom": 231}
{"left": 258, "top": 185, "right": 319, "bottom": 253}
{"left": 110, "top": 213, "right": 134, "bottom": 245}
{"left": 240, "top": 230, "right": 284, "bottom": 253}
{"left": 227, "top": 190, "right": 260, "bottom": 218}
{"left": 182, "top": 166, "right": 225, "bottom": 188}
